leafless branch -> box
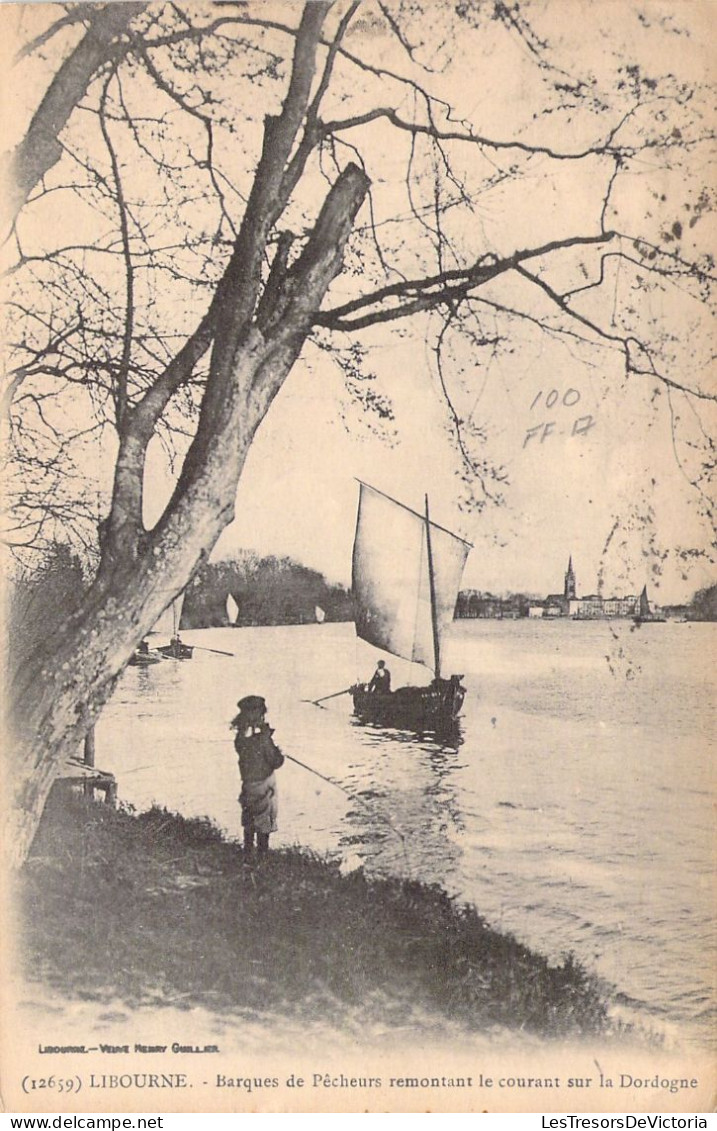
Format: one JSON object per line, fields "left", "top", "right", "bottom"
{"left": 4, "top": 3, "right": 148, "bottom": 231}
{"left": 316, "top": 232, "right": 616, "bottom": 330}
{"left": 515, "top": 264, "right": 716, "bottom": 402}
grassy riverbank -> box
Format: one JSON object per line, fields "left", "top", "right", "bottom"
{"left": 19, "top": 791, "right": 623, "bottom": 1041}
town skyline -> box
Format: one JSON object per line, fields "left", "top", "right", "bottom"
{"left": 455, "top": 555, "right": 677, "bottom": 620}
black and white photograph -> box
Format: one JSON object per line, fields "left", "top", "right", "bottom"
{"left": 0, "top": 0, "right": 714, "bottom": 1115}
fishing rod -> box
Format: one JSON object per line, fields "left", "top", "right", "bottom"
{"left": 282, "top": 751, "right": 407, "bottom": 854}
{"left": 119, "top": 744, "right": 407, "bottom": 862}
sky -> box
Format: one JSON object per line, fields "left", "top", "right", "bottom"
{"left": 7, "top": 0, "right": 716, "bottom": 607}
{"left": 127, "top": 0, "right": 717, "bottom": 608}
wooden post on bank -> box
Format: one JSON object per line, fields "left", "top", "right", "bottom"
{"left": 83, "top": 726, "right": 96, "bottom": 798}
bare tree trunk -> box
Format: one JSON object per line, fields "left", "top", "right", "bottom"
{"left": 5, "top": 388, "right": 258, "bottom": 863}
{"left": 4, "top": 470, "right": 248, "bottom": 865}
{"left": 5, "top": 159, "right": 370, "bottom": 866}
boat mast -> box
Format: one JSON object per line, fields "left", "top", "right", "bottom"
{"left": 424, "top": 495, "right": 441, "bottom": 680}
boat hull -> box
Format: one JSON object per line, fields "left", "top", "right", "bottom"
{"left": 351, "top": 675, "right": 465, "bottom": 735}
{"left": 129, "top": 650, "right": 161, "bottom": 666}
{"left": 158, "top": 641, "right": 194, "bottom": 660}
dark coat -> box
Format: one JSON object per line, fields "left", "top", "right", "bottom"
{"left": 369, "top": 666, "right": 391, "bottom": 693}
{"left": 234, "top": 724, "right": 284, "bottom": 784}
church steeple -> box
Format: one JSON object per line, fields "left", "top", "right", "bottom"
{"left": 564, "top": 556, "right": 576, "bottom": 601}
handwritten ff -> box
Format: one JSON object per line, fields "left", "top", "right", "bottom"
{"left": 524, "top": 387, "right": 596, "bottom": 447}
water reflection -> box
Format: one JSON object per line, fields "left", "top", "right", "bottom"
{"left": 348, "top": 715, "right": 465, "bottom": 751}
{"left": 338, "top": 722, "right": 469, "bottom": 881}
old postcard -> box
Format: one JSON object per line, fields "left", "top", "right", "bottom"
{"left": 1, "top": 0, "right": 714, "bottom": 1116}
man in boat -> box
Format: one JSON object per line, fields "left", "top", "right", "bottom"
{"left": 368, "top": 659, "right": 391, "bottom": 694}
{"left": 231, "top": 695, "right": 284, "bottom": 858}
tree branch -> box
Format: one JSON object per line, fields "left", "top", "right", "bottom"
{"left": 164, "top": 162, "right": 370, "bottom": 528}
{"left": 257, "top": 163, "right": 372, "bottom": 344}
{"left": 98, "top": 72, "right": 133, "bottom": 431}
{"left": 3, "top": 3, "right": 147, "bottom": 232}
{"left": 13, "top": 5, "right": 98, "bottom": 63}
{"left": 321, "top": 106, "right": 625, "bottom": 162}
{"left": 279, "top": 1, "right": 362, "bottom": 204}
{"left": 515, "top": 264, "right": 717, "bottom": 402}
{"left": 209, "top": 1, "right": 331, "bottom": 360}
{"left": 316, "top": 232, "right": 616, "bottom": 330}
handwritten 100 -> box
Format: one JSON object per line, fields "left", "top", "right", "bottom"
{"left": 525, "top": 387, "right": 596, "bottom": 448}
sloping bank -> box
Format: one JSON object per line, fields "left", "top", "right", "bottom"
{"left": 19, "top": 792, "right": 626, "bottom": 1041}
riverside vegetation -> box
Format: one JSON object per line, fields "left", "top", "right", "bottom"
{"left": 15, "top": 791, "right": 634, "bottom": 1043}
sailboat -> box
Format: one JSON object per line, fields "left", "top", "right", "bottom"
{"left": 152, "top": 593, "right": 194, "bottom": 659}
{"left": 315, "top": 605, "right": 326, "bottom": 624}
{"left": 226, "top": 593, "right": 240, "bottom": 626}
{"left": 633, "top": 585, "right": 666, "bottom": 625}
{"left": 349, "top": 481, "right": 471, "bottom": 735}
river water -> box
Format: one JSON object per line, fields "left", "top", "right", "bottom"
{"left": 95, "top": 619, "right": 715, "bottom": 1048}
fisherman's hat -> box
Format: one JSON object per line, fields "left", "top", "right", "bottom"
{"left": 237, "top": 695, "right": 266, "bottom": 713}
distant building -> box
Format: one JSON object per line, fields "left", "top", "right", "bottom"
{"left": 456, "top": 556, "right": 655, "bottom": 621}
{"left": 603, "top": 594, "right": 639, "bottom": 618}
{"left": 564, "top": 556, "right": 576, "bottom": 601}
{"left": 570, "top": 594, "right": 603, "bottom": 619}
{"left": 539, "top": 557, "right": 576, "bottom": 617}
{"left": 570, "top": 591, "right": 640, "bottom": 619}
{"left": 544, "top": 600, "right": 565, "bottom": 617}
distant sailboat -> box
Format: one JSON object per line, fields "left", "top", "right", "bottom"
{"left": 151, "top": 592, "right": 194, "bottom": 659}
{"left": 315, "top": 605, "right": 326, "bottom": 624}
{"left": 633, "top": 585, "right": 666, "bottom": 625}
{"left": 639, "top": 585, "right": 650, "bottom": 619}
{"left": 226, "top": 593, "right": 240, "bottom": 626}
{"left": 349, "top": 481, "right": 470, "bottom": 734}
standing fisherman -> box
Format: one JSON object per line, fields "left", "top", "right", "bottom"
{"left": 231, "top": 695, "right": 284, "bottom": 858}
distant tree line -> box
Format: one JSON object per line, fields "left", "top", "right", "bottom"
{"left": 691, "top": 584, "right": 717, "bottom": 620}
{"left": 662, "top": 584, "right": 717, "bottom": 622}
{"left": 455, "top": 591, "right": 535, "bottom": 619}
{"left": 181, "top": 552, "right": 353, "bottom": 629}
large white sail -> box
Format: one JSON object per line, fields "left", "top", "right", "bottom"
{"left": 351, "top": 482, "right": 470, "bottom": 672}
{"left": 226, "top": 593, "right": 239, "bottom": 625}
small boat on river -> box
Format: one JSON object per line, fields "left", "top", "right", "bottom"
{"left": 150, "top": 594, "right": 194, "bottom": 659}
{"left": 633, "top": 585, "right": 666, "bottom": 625}
{"left": 157, "top": 637, "right": 194, "bottom": 660}
{"left": 129, "top": 644, "right": 161, "bottom": 666}
{"left": 349, "top": 481, "right": 471, "bottom": 736}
